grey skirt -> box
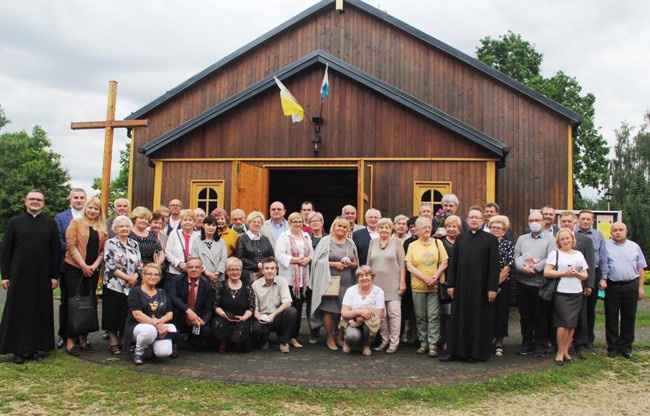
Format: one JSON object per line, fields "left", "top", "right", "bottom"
{"left": 553, "top": 292, "right": 583, "bottom": 328}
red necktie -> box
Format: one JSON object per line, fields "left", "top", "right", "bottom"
{"left": 186, "top": 281, "right": 197, "bottom": 326}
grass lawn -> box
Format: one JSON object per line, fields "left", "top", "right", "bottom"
{"left": 595, "top": 284, "right": 650, "bottom": 328}
{"left": 2, "top": 347, "right": 645, "bottom": 415}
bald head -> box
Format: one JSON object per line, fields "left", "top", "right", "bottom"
{"left": 610, "top": 222, "right": 628, "bottom": 243}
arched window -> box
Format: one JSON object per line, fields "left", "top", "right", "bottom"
{"left": 413, "top": 181, "right": 451, "bottom": 216}
{"left": 190, "top": 181, "right": 224, "bottom": 214}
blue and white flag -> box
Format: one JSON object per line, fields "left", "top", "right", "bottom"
{"left": 320, "top": 63, "right": 329, "bottom": 103}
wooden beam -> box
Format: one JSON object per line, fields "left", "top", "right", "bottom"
{"left": 71, "top": 120, "right": 148, "bottom": 129}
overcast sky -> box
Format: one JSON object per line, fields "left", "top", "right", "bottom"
{"left": 2, "top": 0, "right": 648, "bottom": 201}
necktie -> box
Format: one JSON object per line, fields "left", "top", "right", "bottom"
{"left": 186, "top": 281, "right": 197, "bottom": 326}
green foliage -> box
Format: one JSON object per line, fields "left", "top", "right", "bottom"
{"left": 611, "top": 113, "right": 650, "bottom": 253}
{"left": 92, "top": 142, "right": 130, "bottom": 215}
{"left": 0, "top": 105, "right": 9, "bottom": 130}
{"left": 476, "top": 31, "right": 611, "bottom": 201}
{"left": 0, "top": 125, "right": 71, "bottom": 243}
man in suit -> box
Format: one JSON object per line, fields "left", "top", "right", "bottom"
{"left": 352, "top": 208, "right": 381, "bottom": 266}
{"left": 260, "top": 201, "right": 287, "bottom": 249}
{"left": 342, "top": 205, "right": 363, "bottom": 238}
{"left": 558, "top": 211, "right": 596, "bottom": 359}
{"left": 169, "top": 257, "right": 214, "bottom": 353}
{"left": 54, "top": 188, "right": 87, "bottom": 348}
{"left": 106, "top": 198, "right": 130, "bottom": 238}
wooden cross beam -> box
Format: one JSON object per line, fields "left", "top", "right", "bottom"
{"left": 71, "top": 81, "right": 148, "bottom": 214}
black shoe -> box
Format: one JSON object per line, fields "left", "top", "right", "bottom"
{"left": 12, "top": 354, "right": 25, "bottom": 364}
{"left": 577, "top": 349, "right": 588, "bottom": 360}
{"left": 56, "top": 337, "right": 65, "bottom": 348}
{"left": 102, "top": 331, "right": 109, "bottom": 340}
{"left": 534, "top": 346, "right": 547, "bottom": 358}
{"left": 607, "top": 350, "right": 617, "bottom": 358}
{"left": 66, "top": 346, "right": 81, "bottom": 357}
{"left": 587, "top": 343, "right": 596, "bottom": 353}
{"left": 517, "top": 345, "right": 534, "bottom": 356}
{"left": 622, "top": 352, "right": 633, "bottom": 359}
{"left": 438, "top": 354, "right": 456, "bottom": 362}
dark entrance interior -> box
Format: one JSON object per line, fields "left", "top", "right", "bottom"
{"left": 268, "top": 169, "right": 357, "bottom": 228}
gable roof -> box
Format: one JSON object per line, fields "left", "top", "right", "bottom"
{"left": 126, "top": 0, "right": 581, "bottom": 124}
{"left": 140, "top": 50, "right": 510, "bottom": 163}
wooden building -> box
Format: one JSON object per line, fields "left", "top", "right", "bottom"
{"left": 125, "top": 0, "right": 581, "bottom": 233}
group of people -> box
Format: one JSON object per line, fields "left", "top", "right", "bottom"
{"left": 0, "top": 189, "right": 645, "bottom": 369}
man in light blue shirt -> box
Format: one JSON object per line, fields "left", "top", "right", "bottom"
{"left": 602, "top": 222, "right": 646, "bottom": 359}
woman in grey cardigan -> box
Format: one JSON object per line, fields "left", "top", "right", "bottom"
{"left": 190, "top": 216, "right": 226, "bottom": 288}
{"left": 310, "top": 217, "right": 358, "bottom": 351}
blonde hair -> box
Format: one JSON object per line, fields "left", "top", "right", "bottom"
{"left": 142, "top": 262, "right": 162, "bottom": 276}
{"left": 444, "top": 215, "right": 462, "bottom": 228}
{"left": 488, "top": 215, "right": 510, "bottom": 230}
{"left": 83, "top": 197, "right": 107, "bottom": 236}
{"left": 377, "top": 217, "right": 394, "bottom": 230}
{"left": 330, "top": 216, "right": 350, "bottom": 234}
{"left": 179, "top": 209, "right": 195, "bottom": 221}
{"left": 131, "top": 206, "right": 153, "bottom": 222}
{"left": 555, "top": 228, "right": 576, "bottom": 249}
{"left": 287, "top": 212, "right": 303, "bottom": 224}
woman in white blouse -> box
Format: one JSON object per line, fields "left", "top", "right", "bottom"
{"left": 275, "top": 212, "right": 312, "bottom": 348}
{"left": 340, "top": 266, "right": 385, "bottom": 357}
{"left": 544, "top": 228, "right": 588, "bottom": 366}
{"left": 164, "top": 209, "right": 199, "bottom": 292}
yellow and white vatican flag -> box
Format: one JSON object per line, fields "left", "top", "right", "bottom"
{"left": 274, "top": 76, "right": 304, "bottom": 123}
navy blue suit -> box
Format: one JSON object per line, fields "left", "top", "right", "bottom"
{"left": 352, "top": 228, "right": 372, "bottom": 266}
{"left": 169, "top": 275, "right": 214, "bottom": 348}
{"left": 54, "top": 209, "right": 74, "bottom": 339}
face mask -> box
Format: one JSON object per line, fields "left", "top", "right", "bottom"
{"left": 529, "top": 222, "right": 542, "bottom": 233}
{"left": 232, "top": 224, "right": 246, "bottom": 232}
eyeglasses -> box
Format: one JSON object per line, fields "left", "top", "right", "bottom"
{"left": 27, "top": 197, "right": 44, "bottom": 202}
{"left": 490, "top": 226, "right": 505, "bottom": 231}
{"left": 227, "top": 268, "right": 242, "bottom": 272}
{"left": 290, "top": 220, "right": 303, "bottom": 224}
{"left": 270, "top": 208, "right": 284, "bottom": 211}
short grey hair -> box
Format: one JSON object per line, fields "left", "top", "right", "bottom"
{"left": 414, "top": 216, "right": 433, "bottom": 229}
{"left": 111, "top": 215, "right": 133, "bottom": 232}
{"left": 365, "top": 208, "right": 381, "bottom": 219}
{"left": 246, "top": 211, "right": 265, "bottom": 225}
{"left": 394, "top": 214, "right": 409, "bottom": 224}
{"left": 441, "top": 194, "right": 459, "bottom": 206}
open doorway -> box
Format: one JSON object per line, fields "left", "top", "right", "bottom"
{"left": 268, "top": 169, "right": 357, "bottom": 228}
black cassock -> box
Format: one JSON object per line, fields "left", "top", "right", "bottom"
{"left": 446, "top": 230, "right": 499, "bottom": 361}
{"left": 0, "top": 213, "right": 60, "bottom": 355}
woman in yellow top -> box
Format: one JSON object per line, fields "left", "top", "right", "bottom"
{"left": 405, "top": 217, "right": 448, "bottom": 357}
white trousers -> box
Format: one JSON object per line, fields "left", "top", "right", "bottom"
{"left": 132, "top": 323, "right": 177, "bottom": 356}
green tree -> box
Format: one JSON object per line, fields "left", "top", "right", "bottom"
{"left": 611, "top": 112, "right": 650, "bottom": 253}
{"left": 0, "top": 124, "right": 71, "bottom": 244}
{"left": 476, "top": 31, "right": 610, "bottom": 206}
{"left": 0, "top": 105, "right": 9, "bottom": 130}
{"left": 92, "top": 142, "right": 129, "bottom": 214}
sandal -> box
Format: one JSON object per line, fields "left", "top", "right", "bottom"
{"left": 342, "top": 342, "right": 351, "bottom": 354}
{"left": 362, "top": 346, "right": 372, "bottom": 357}
{"left": 66, "top": 345, "right": 81, "bottom": 357}
{"left": 109, "top": 345, "right": 122, "bottom": 355}
{"left": 495, "top": 347, "right": 504, "bottom": 357}
{"left": 133, "top": 355, "right": 143, "bottom": 365}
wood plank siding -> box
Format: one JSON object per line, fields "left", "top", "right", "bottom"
{"left": 131, "top": 4, "right": 571, "bottom": 234}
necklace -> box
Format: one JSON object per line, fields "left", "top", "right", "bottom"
{"left": 379, "top": 239, "right": 390, "bottom": 250}
{"left": 229, "top": 281, "right": 242, "bottom": 299}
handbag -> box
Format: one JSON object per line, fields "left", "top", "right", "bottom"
{"left": 323, "top": 276, "right": 341, "bottom": 297}
{"left": 434, "top": 239, "right": 452, "bottom": 303}
{"left": 323, "top": 241, "right": 349, "bottom": 297}
{"left": 68, "top": 277, "right": 99, "bottom": 334}
{"left": 538, "top": 249, "right": 559, "bottom": 302}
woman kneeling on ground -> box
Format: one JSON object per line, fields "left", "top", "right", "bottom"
{"left": 123, "top": 263, "right": 177, "bottom": 365}
{"left": 340, "top": 266, "right": 385, "bottom": 357}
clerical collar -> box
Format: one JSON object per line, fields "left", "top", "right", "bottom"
{"left": 71, "top": 207, "right": 84, "bottom": 219}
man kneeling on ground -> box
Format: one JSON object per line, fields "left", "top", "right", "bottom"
{"left": 251, "top": 257, "right": 297, "bottom": 353}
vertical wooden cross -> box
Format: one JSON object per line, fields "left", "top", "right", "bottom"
{"left": 71, "top": 81, "right": 148, "bottom": 214}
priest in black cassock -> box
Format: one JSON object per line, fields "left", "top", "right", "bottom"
{"left": 442, "top": 205, "right": 499, "bottom": 362}
{"left": 0, "top": 190, "right": 60, "bottom": 364}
